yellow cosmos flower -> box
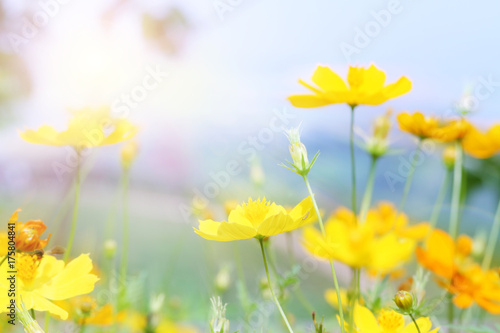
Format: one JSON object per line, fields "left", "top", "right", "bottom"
{"left": 431, "top": 118, "right": 471, "bottom": 142}
{"left": 354, "top": 304, "right": 439, "bottom": 333}
{"left": 325, "top": 288, "right": 348, "bottom": 311}
{"left": 20, "top": 106, "right": 137, "bottom": 149}
{"left": 397, "top": 112, "right": 439, "bottom": 139}
{"left": 0, "top": 253, "right": 98, "bottom": 319}
{"left": 365, "top": 202, "right": 430, "bottom": 240}
{"left": 194, "top": 197, "right": 316, "bottom": 241}
{"left": 462, "top": 124, "right": 500, "bottom": 159}
{"left": 288, "top": 65, "right": 411, "bottom": 107}
{"left": 303, "top": 205, "right": 416, "bottom": 274}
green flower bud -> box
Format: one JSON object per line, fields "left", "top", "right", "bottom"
{"left": 394, "top": 290, "right": 415, "bottom": 313}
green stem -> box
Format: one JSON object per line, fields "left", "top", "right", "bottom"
{"left": 350, "top": 105, "right": 358, "bottom": 217}
{"left": 409, "top": 313, "right": 421, "bottom": 333}
{"left": 63, "top": 152, "right": 81, "bottom": 261}
{"left": 258, "top": 238, "right": 294, "bottom": 333}
{"left": 30, "top": 309, "right": 35, "bottom": 320}
{"left": 119, "top": 170, "right": 130, "bottom": 293}
{"left": 448, "top": 295, "right": 455, "bottom": 333}
{"left": 0, "top": 255, "right": 7, "bottom": 267}
{"left": 448, "top": 141, "right": 463, "bottom": 240}
{"left": 398, "top": 140, "right": 422, "bottom": 213}
{"left": 359, "top": 156, "right": 378, "bottom": 223}
{"left": 429, "top": 169, "right": 451, "bottom": 230}
{"left": 233, "top": 242, "right": 251, "bottom": 316}
{"left": 482, "top": 198, "right": 500, "bottom": 270}
{"left": 44, "top": 312, "right": 50, "bottom": 332}
{"left": 303, "top": 175, "right": 346, "bottom": 333}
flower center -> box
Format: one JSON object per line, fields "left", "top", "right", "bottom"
{"left": 377, "top": 310, "right": 404, "bottom": 332}
{"left": 242, "top": 199, "right": 271, "bottom": 225}
{"left": 17, "top": 254, "right": 40, "bottom": 284}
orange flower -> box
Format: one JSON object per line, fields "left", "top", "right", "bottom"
{"left": 462, "top": 124, "right": 500, "bottom": 159}
{"left": 397, "top": 112, "right": 439, "bottom": 139}
{"left": 10, "top": 209, "right": 51, "bottom": 252}
{"left": 417, "top": 229, "right": 500, "bottom": 313}
{"left": 431, "top": 118, "right": 471, "bottom": 142}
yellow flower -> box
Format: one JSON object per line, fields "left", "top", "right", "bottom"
{"left": 156, "top": 319, "right": 199, "bottom": 333}
{"left": 303, "top": 206, "right": 415, "bottom": 274}
{"left": 288, "top": 65, "right": 411, "bottom": 107}
{"left": 20, "top": 106, "right": 137, "bottom": 149}
{"left": 365, "top": 202, "right": 430, "bottom": 240}
{"left": 462, "top": 124, "right": 500, "bottom": 159}
{"left": 354, "top": 304, "right": 439, "bottom": 333}
{"left": 0, "top": 232, "right": 7, "bottom": 256}
{"left": 397, "top": 112, "right": 439, "bottom": 139}
{"left": 0, "top": 253, "right": 98, "bottom": 319}
{"left": 431, "top": 118, "right": 471, "bottom": 142}
{"left": 325, "top": 288, "right": 348, "bottom": 311}
{"left": 55, "top": 296, "right": 113, "bottom": 326}
{"left": 194, "top": 197, "right": 316, "bottom": 241}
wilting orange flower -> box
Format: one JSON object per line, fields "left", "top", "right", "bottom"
{"left": 288, "top": 65, "right": 411, "bottom": 108}
{"left": 462, "top": 124, "right": 500, "bottom": 159}
{"left": 431, "top": 118, "right": 471, "bottom": 142}
{"left": 417, "top": 229, "right": 500, "bottom": 313}
{"left": 397, "top": 112, "right": 439, "bottom": 139}
{"left": 10, "top": 209, "right": 51, "bottom": 252}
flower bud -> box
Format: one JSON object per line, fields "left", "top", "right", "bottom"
{"left": 443, "top": 145, "right": 456, "bottom": 169}
{"left": 103, "top": 239, "right": 117, "bottom": 259}
{"left": 214, "top": 265, "right": 231, "bottom": 293}
{"left": 286, "top": 127, "right": 309, "bottom": 170}
{"left": 373, "top": 110, "right": 392, "bottom": 140}
{"left": 393, "top": 290, "right": 415, "bottom": 313}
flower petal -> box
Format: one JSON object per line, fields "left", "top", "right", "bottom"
{"left": 311, "top": 66, "right": 348, "bottom": 92}
{"left": 288, "top": 94, "right": 332, "bottom": 108}
{"left": 354, "top": 304, "right": 381, "bottom": 333}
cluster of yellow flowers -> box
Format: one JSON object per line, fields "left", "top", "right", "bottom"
{"left": 194, "top": 64, "right": 500, "bottom": 332}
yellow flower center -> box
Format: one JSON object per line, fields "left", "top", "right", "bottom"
{"left": 377, "top": 309, "right": 404, "bottom": 332}
{"left": 17, "top": 254, "right": 40, "bottom": 284}
{"left": 242, "top": 198, "right": 271, "bottom": 225}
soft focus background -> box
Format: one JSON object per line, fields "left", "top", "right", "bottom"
{"left": 1, "top": 0, "right": 500, "bottom": 329}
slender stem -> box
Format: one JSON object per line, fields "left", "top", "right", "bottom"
{"left": 398, "top": 140, "right": 422, "bottom": 213}
{"left": 429, "top": 169, "right": 451, "bottom": 230}
{"left": 448, "top": 295, "right": 455, "bottom": 333}
{"left": 482, "top": 198, "right": 500, "bottom": 270}
{"left": 359, "top": 156, "right": 378, "bottom": 223}
{"left": 302, "top": 175, "right": 346, "bottom": 333}
{"left": 258, "top": 238, "right": 294, "bottom": 333}
{"left": 350, "top": 105, "right": 358, "bottom": 218}
{"left": 0, "top": 255, "right": 7, "bottom": 267}
{"left": 409, "top": 313, "right": 421, "bottom": 333}
{"left": 64, "top": 152, "right": 81, "bottom": 261}
{"left": 30, "top": 308, "right": 35, "bottom": 320}
{"left": 448, "top": 141, "right": 463, "bottom": 240}
{"left": 44, "top": 312, "right": 50, "bottom": 332}
{"left": 119, "top": 170, "right": 130, "bottom": 292}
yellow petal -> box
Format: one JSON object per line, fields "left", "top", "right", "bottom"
{"left": 288, "top": 196, "right": 317, "bottom": 228}
{"left": 217, "top": 221, "right": 257, "bottom": 240}
{"left": 19, "top": 125, "right": 63, "bottom": 146}
{"left": 36, "top": 254, "right": 98, "bottom": 300}
{"left": 359, "top": 64, "right": 386, "bottom": 92}
{"left": 193, "top": 220, "right": 234, "bottom": 241}
{"left": 354, "top": 304, "right": 381, "bottom": 333}
{"left": 288, "top": 94, "right": 332, "bottom": 108}
{"left": 382, "top": 76, "right": 412, "bottom": 99}
{"left": 23, "top": 291, "right": 69, "bottom": 320}
{"left": 101, "top": 120, "right": 138, "bottom": 145}
{"left": 257, "top": 213, "right": 293, "bottom": 236}
{"left": 453, "top": 293, "right": 474, "bottom": 309}
{"left": 402, "top": 317, "right": 432, "bottom": 333}
{"left": 311, "top": 66, "right": 348, "bottom": 92}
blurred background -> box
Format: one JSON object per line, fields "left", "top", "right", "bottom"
{"left": 0, "top": 0, "right": 500, "bottom": 329}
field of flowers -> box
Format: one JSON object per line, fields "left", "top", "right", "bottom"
{"left": 1, "top": 1, "right": 500, "bottom": 332}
